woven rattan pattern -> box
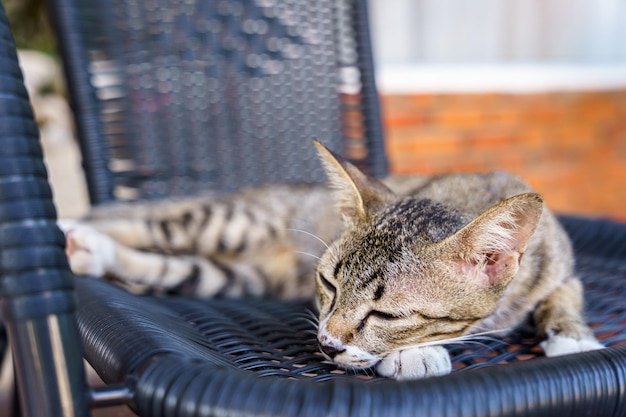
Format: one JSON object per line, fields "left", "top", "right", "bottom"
{"left": 60, "top": 0, "right": 385, "bottom": 204}
{"left": 153, "top": 253, "right": 625, "bottom": 382}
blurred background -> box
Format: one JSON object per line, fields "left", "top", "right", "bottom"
{"left": 369, "top": 0, "right": 626, "bottom": 220}
{"left": 5, "top": 0, "right": 626, "bottom": 220}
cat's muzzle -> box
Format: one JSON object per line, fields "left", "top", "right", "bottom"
{"left": 318, "top": 339, "right": 380, "bottom": 369}
{"left": 318, "top": 342, "right": 345, "bottom": 358}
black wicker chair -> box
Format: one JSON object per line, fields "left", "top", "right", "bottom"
{"left": 2, "top": 0, "right": 626, "bottom": 416}
{"left": 49, "top": 0, "right": 387, "bottom": 203}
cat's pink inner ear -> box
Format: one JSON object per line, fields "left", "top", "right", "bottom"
{"left": 452, "top": 193, "right": 544, "bottom": 289}
{"left": 458, "top": 251, "right": 522, "bottom": 289}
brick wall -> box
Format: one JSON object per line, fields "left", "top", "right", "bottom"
{"left": 381, "top": 91, "right": 626, "bottom": 220}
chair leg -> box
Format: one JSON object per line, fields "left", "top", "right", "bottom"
{"left": 0, "top": 346, "right": 15, "bottom": 417}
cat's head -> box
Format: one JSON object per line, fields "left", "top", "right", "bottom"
{"left": 313, "top": 141, "right": 543, "bottom": 370}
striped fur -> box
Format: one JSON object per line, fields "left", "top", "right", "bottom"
{"left": 67, "top": 185, "right": 336, "bottom": 298}
{"left": 66, "top": 142, "right": 603, "bottom": 380}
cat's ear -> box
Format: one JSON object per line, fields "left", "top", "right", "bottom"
{"left": 314, "top": 140, "right": 394, "bottom": 224}
{"left": 445, "top": 193, "right": 543, "bottom": 290}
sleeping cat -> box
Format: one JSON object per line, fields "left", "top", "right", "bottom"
{"left": 65, "top": 141, "right": 603, "bottom": 380}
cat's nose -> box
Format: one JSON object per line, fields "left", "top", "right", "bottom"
{"left": 318, "top": 342, "right": 345, "bottom": 358}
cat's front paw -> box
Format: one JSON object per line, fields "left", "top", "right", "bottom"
{"left": 66, "top": 225, "right": 116, "bottom": 277}
{"left": 541, "top": 335, "right": 604, "bottom": 357}
{"left": 376, "top": 346, "right": 451, "bottom": 381}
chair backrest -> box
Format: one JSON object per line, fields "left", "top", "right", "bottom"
{"left": 49, "top": 0, "right": 387, "bottom": 205}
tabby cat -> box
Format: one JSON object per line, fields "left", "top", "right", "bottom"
{"left": 66, "top": 141, "right": 603, "bottom": 380}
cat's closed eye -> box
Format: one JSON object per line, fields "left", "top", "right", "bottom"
{"left": 357, "top": 310, "right": 404, "bottom": 333}
{"left": 317, "top": 272, "right": 336, "bottom": 294}
{"left": 368, "top": 310, "right": 403, "bottom": 321}
{"left": 317, "top": 272, "right": 337, "bottom": 302}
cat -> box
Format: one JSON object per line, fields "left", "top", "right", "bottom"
{"left": 65, "top": 141, "right": 603, "bottom": 380}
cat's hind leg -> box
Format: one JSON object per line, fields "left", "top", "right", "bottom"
{"left": 66, "top": 224, "right": 300, "bottom": 297}
{"left": 66, "top": 224, "right": 116, "bottom": 277}
{"left": 66, "top": 224, "right": 217, "bottom": 293}
{"left": 78, "top": 199, "right": 289, "bottom": 258}
{"left": 535, "top": 277, "right": 604, "bottom": 356}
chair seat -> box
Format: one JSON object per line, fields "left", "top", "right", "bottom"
{"left": 74, "top": 215, "right": 626, "bottom": 416}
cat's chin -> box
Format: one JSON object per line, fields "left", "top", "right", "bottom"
{"left": 333, "top": 358, "right": 380, "bottom": 371}
{"left": 333, "top": 359, "right": 381, "bottom": 372}
{"left": 328, "top": 346, "right": 381, "bottom": 370}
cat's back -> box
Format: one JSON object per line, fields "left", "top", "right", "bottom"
{"left": 383, "top": 171, "right": 532, "bottom": 216}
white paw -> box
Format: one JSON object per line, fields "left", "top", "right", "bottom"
{"left": 541, "top": 335, "right": 605, "bottom": 357}
{"left": 57, "top": 218, "right": 80, "bottom": 233}
{"left": 66, "top": 225, "right": 116, "bottom": 277}
{"left": 376, "top": 346, "right": 452, "bottom": 381}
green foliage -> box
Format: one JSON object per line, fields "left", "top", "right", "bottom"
{"left": 4, "top": 0, "right": 55, "bottom": 52}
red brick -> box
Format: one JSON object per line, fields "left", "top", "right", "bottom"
{"left": 433, "top": 109, "right": 484, "bottom": 127}
{"left": 384, "top": 113, "right": 430, "bottom": 129}
{"left": 382, "top": 90, "right": 626, "bottom": 219}
{"left": 407, "top": 94, "right": 439, "bottom": 108}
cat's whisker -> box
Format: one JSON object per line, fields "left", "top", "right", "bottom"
{"left": 449, "top": 340, "right": 496, "bottom": 351}
{"left": 301, "top": 307, "right": 319, "bottom": 319}
{"left": 466, "top": 324, "right": 496, "bottom": 332}
{"left": 458, "top": 328, "right": 510, "bottom": 339}
{"left": 306, "top": 308, "right": 320, "bottom": 324}
{"left": 470, "top": 336, "right": 509, "bottom": 345}
{"left": 295, "top": 315, "right": 318, "bottom": 324}
{"left": 287, "top": 228, "right": 330, "bottom": 250}
{"left": 293, "top": 309, "right": 320, "bottom": 333}
{"left": 357, "top": 367, "right": 367, "bottom": 377}
{"left": 302, "top": 329, "right": 318, "bottom": 337}
{"left": 301, "top": 318, "right": 320, "bottom": 330}
{"left": 294, "top": 251, "right": 322, "bottom": 261}
{"left": 446, "top": 334, "right": 512, "bottom": 352}
{"left": 397, "top": 329, "right": 510, "bottom": 351}
{"left": 294, "top": 309, "right": 318, "bottom": 321}
{"left": 351, "top": 366, "right": 364, "bottom": 378}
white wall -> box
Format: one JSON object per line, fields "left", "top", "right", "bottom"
{"left": 368, "top": 0, "right": 626, "bottom": 92}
